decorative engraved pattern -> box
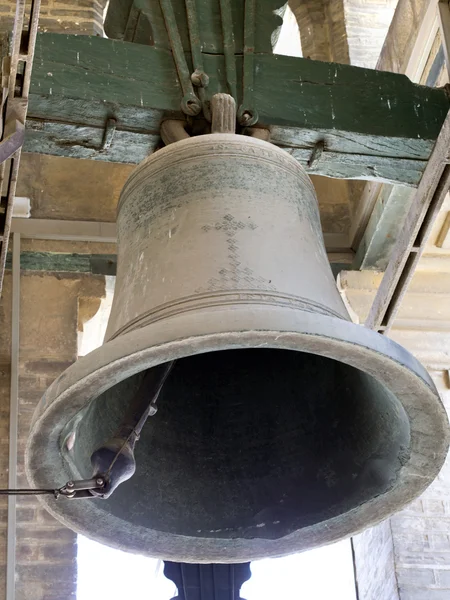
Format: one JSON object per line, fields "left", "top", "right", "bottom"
{"left": 108, "top": 290, "right": 347, "bottom": 340}
{"left": 199, "top": 213, "right": 271, "bottom": 291}
{"left": 118, "top": 135, "right": 315, "bottom": 214}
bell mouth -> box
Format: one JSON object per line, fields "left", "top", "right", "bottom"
{"left": 26, "top": 308, "right": 449, "bottom": 562}
{"left": 65, "top": 348, "right": 410, "bottom": 541}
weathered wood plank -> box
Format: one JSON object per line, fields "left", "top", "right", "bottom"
{"left": 349, "top": 0, "right": 447, "bottom": 269}
{"left": 4, "top": 251, "right": 117, "bottom": 274}
{"left": 253, "top": 52, "right": 448, "bottom": 140}
{"left": 5, "top": 250, "right": 352, "bottom": 274}
{"left": 24, "top": 120, "right": 160, "bottom": 163}
{"left": 354, "top": 186, "right": 415, "bottom": 270}
{"left": 25, "top": 33, "right": 450, "bottom": 185}
{"left": 10, "top": 218, "right": 117, "bottom": 242}
{"left": 270, "top": 126, "right": 435, "bottom": 160}
{"left": 365, "top": 109, "right": 450, "bottom": 333}
{"left": 23, "top": 118, "right": 426, "bottom": 184}
{"left": 288, "top": 149, "right": 424, "bottom": 186}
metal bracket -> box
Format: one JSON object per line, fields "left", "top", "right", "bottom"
{"left": 238, "top": 0, "right": 258, "bottom": 126}
{"left": 161, "top": 119, "right": 190, "bottom": 145}
{"left": 159, "top": 0, "right": 202, "bottom": 116}
{"left": 0, "top": 119, "right": 24, "bottom": 164}
{"left": 164, "top": 561, "right": 251, "bottom": 600}
{"left": 58, "top": 476, "right": 106, "bottom": 500}
{"left": 185, "top": 0, "right": 210, "bottom": 120}
{"left": 100, "top": 117, "right": 117, "bottom": 151}
{"left": 219, "top": 0, "right": 237, "bottom": 101}
{"left": 307, "top": 140, "right": 325, "bottom": 170}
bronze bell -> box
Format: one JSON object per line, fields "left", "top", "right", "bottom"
{"left": 26, "top": 134, "right": 449, "bottom": 563}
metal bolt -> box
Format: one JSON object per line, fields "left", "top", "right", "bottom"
{"left": 66, "top": 481, "right": 74, "bottom": 488}
{"left": 182, "top": 94, "right": 202, "bottom": 117}
{"left": 191, "top": 69, "right": 209, "bottom": 88}
{"left": 240, "top": 112, "right": 253, "bottom": 125}
{"left": 96, "top": 478, "right": 104, "bottom": 487}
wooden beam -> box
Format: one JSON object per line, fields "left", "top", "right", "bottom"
{"left": 5, "top": 251, "right": 353, "bottom": 275}
{"left": 10, "top": 218, "right": 117, "bottom": 242}
{"left": 24, "top": 33, "right": 450, "bottom": 186}
{"left": 4, "top": 251, "right": 117, "bottom": 275}
{"left": 436, "top": 211, "right": 450, "bottom": 248}
{"left": 365, "top": 109, "right": 450, "bottom": 333}
{"left": 353, "top": 186, "right": 415, "bottom": 270}
{"left": 352, "top": 0, "right": 448, "bottom": 268}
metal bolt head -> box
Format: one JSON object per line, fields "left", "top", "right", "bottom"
{"left": 66, "top": 481, "right": 74, "bottom": 488}
{"left": 96, "top": 477, "right": 104, "bottom": 487}
{"left": 238, "top": 108, "right": 259, "bottom": 127}
{"left": 191, "top": 69, "right": 209, "bottom": 88}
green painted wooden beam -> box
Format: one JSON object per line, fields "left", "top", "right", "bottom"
{"left": 4, "top": 249, "right": 351, "bottom": 273}
{"left": 353, "top": 24, "right": 450, "bottom": 270}
{"left": 5, "top": 252, "right": 117, "bottom": 275}
{"left": 24, "top": 33, "right": 450, "bottom": 186}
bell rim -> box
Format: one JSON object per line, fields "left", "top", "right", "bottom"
{"left": 25, "top": 306, "right": 450, "bottom": 562}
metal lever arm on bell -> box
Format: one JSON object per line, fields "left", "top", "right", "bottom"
{"left": 89, "top": 361, "right": 174, "bottom": 499}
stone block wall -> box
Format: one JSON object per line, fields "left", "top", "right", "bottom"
{"left": 344, "top": 0, "right": 399, "bottom": 69}
{"left": 0, "top": 0, "right": 106, "bottom": 36}
{"left": 377, "top": 0, "right": 428, "bottom": 73}
{"left": 288, "top": 0, "right": 350, "bottom": 63}
{"left": 353, "top": 520, "right": 399, "bottom": 600}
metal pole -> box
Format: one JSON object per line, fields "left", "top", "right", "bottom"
{"left": 7, "top": 232, "right": 20, "bottom": 600}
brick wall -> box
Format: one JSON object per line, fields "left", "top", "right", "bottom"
{"left": 0, "top": 0, "right": 107, "bottom": 36}
{"left": 377, "top": 0, "right": 428, "bottom": 72}
{"left": 0, "top": 271, "right": 105, "bottom": 600}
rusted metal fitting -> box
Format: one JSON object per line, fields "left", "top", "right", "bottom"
{"left": 160, "top": 119, "right": 191, "bottom": 146}
{"left": 245, "top": 126, "right": 270, "bottom": 142}
{"left": 191, "top": 69, "right": 209, "bottom": 88}
{"left": 308, "top": 140, "right": 325, "bottom": 170}
{"left": 238, "top": 108, "right": 258, "bottom": 127}
{"left": 181, "top": 92, "right": 202, "bottom": 116}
